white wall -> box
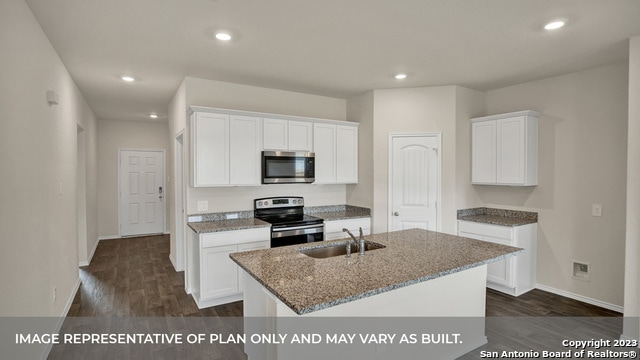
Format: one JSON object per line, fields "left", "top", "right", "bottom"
{"left": 623, "top": 35, "right": 640, "bottom": 340}
{"left": 0, "top": 0, "right": 98, "bottom": 319}
{"left": 346, "top": 91, "right": 375, "bottom": 211}
{"left": 454, "top": 87, "right": 486, "bottom": 210}
{"left": 370, "top": 86, "right": 458, "bottom": 234}
{"left": 483, "top": 62, "right": 629, "bottom": 308}
{"left": 97, "top": 119, "right": 169, "bottom": 238}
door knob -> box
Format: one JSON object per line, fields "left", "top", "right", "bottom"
{"left": 393, "top": 211, "right": 399, "bottom": 216}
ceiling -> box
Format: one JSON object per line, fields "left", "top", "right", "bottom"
{"left": 25, "top": 0, "right": 640, "bottom": 123}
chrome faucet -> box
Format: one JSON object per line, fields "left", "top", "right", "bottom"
{"left": 342, "top": 227, "right": 366, "bottom": 257}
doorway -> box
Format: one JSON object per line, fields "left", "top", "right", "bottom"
{"left": 388, "top": 134, "right": 441, "bottom": 232}
{"left": 118, "top": 149, "right": 166, "bottom": 237}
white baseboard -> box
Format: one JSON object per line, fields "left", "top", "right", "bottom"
{"left": 536, "top": 284, "right": 624, "bottom": 313}
{"left": 98, "top": 234, "right": 120, "bottom": 241}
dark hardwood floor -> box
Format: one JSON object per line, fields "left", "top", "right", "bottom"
{"left": 69, "top": 234, "right": 621, "bottom": 319}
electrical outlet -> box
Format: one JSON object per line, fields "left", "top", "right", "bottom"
{"left": 592, "top": 204, "right": 602, "bottom": 217}
{"left": 53, "top": 287, "right": 57, "bottom": 304}
{"left": 197, "top": 201, "right": 208, "bottom": 212}
{"left": 572, "top": 261, "right": 590, "bottom": 282}
{"left": 226, "top": 213, "right": 239, "bottom": 220}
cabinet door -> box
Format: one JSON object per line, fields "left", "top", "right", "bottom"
{"left": 336, "top": 125, "right": 358, "bottom": 183}
{"left": 263, "top": 118, "right": 288, "bottom": 150}
{"left": 497, "top": 117, "right": 526, "bottom": 184}
{"left": 230, "top": 115, "right": 262, "bottom": 185}
{"left": 483, "top": 235, "right": 514, "bottom": 287}
{"left": 201, "top": 244, "right": 239, "bottom": 300}
{"left": 471, "top": 121, "right": 496, "bottom": 184}
{"left": 191, "top": 112, "right": 229, "bottom": 186}
{"left": 288, "top": 121, "right": 313, "bottom": 151}
{"left": 313, "top": 123, "right": 337, "bottom": 183}
{"left": 237, "top": 241, "right": 270, "bottom": 291}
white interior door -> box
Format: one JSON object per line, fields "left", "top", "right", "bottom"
{"left": 390, "top": 135, "right": 440, "bottom": 232}
{"left": 119, "top": 150, "right": 165, "bottom": 237}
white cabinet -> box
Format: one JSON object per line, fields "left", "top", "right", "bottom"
{"left": 188, "top": 227, "right": 270, "bottom": 308}
{"left": 458, "top": 220, "right": 537, "bottom": 296}
{"left": 313, "top": 123, "right": 358, "bottom": 184}
{"left": 471, "top": 110, "right": 540, "bottom": 186}
{"left": 313, "top": 123, "right": 336, "bottom": 183}
{"left": 324, "top": 217, "right": 371, "bottom": 240}
{"left": 190, "top": 111, "right": 261, "bottom": 186}
{"left": 263, "top": 118, "right": 313, "bottom": 151}
{"left": 230, "top": 115, "right": 262, "bottom": 185}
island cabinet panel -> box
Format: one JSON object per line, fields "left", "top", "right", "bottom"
{"left": 188, "top": 227, "right": 270, "bottom": 309}
{"left": 471, "top": 110, "right": 540, "bottom": 186}
{"left": 324, "top": 217, "right": 371, "bottom": 240}
{"left": 458, "top": 220, "right": 537, "bottom": 296}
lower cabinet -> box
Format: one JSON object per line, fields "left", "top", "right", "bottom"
{"left": 458, "top": 220, "right": 537, "bottom": 296}
{"left": 187, "top": 227, "right": 270, "bottom": 309}
{"left": 324, "top": 217, "right": 371, "bottom": 240}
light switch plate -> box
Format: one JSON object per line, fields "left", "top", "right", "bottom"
{"left": 197, "top": 200, "right": 208, "bottom": 212}
{"left": 592, "top": 204, "right": 602, "bottom": 217}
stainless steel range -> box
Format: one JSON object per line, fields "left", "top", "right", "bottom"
{"left": 254, "top": 196, "right": 324, "bottom": 247}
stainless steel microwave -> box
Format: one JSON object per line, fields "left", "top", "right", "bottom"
{"left": 262, "top": 151, "right": 315, "bottom": 184}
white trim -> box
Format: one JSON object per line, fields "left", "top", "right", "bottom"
{"left": 536, "top": 284, "right": 623, "bottom": 313}
{"left": 188, "top": 105, "right": 357, "bottom": 127}
{"left": 98, "top": 235, "right": 120, "bottom": 241}
{"left": 78, "top": 237, "right": 100, "bottom": 266}
{"left": 169, "top": 253, "right": 177, "bottom": 270}
{"left": 173, "top": 131, "right": 186, "bottom": 272}
{"left": 387, "top": 132, "right": 443, "bottom": 232}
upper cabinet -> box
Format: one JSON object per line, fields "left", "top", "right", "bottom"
{"left": 191, "top": 111, "right": 262, "bottom": 187}
{"left": 263, "top": 119, "right": 313, "bottom": 151}
{"left": 313, "top": 123, "right": 358, "bottom": 184}
{"left": 471, "top": 110, "right": 541, "bottom": 186}
{"left": 189, "top": 106, "right": 358, "bottom": 187}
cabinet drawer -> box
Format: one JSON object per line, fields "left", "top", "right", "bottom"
{"left": 201, "top": 227, "right": 270, "bottom": 248}
{"left": 458, "top": 220, "right": 512, "bottom": 240}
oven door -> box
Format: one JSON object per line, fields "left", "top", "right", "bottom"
{"left": 262, "top": 151, "right": 315, "bottom": 184}
{"left": 271, "top": 223, "right": 324, "bottom": 247}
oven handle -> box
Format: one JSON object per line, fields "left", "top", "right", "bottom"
{"left": 272, "top": 224, "right": 324, "bottom": 238}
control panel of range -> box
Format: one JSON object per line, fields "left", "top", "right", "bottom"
{"left": 254, "top": 196, "right": 304, "bottom": 209}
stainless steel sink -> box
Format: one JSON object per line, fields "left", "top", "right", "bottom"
{"left": 299, "top": 241, "right": 386, "bottom": 259}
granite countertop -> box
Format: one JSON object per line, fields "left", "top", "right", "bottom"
{"left": 187, "top": 205, "right": 371, "bottom": 234}
{"left": 457, "top": 207, "right": 538, "bottom": 227}
{"left": 187, "top": 218, "right": 270, "bottom": 234}
{"left": 230, "top": 228, "right": 522, "bottom": 315}
{"left": 306, "top": 204, "right": 371, "bottom": 221}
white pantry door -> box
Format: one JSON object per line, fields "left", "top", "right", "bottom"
{"left": 119, "top": 150, "right": 165, "bottom": 237}
{"left": 389, "top": 135, "right": 440, "bottom": 232}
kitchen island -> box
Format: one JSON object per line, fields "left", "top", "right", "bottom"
{"left": 230, "top": 228, "right": 522, "bottom": 360}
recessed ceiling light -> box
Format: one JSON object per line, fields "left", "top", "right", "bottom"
{"left": 215, "top": 32, "right": 232, "bottom": 41}
{"left": 544, "top": 20, "right": 566, "bottom": 30}
{"left": 394, "top": 73, "right": 407, "bottom": 80}
{"left": 121, "top": 75, "right": 135, "bottom": 82}
{"left": 149, "top": 114, "right": 158, "bottom": 119}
